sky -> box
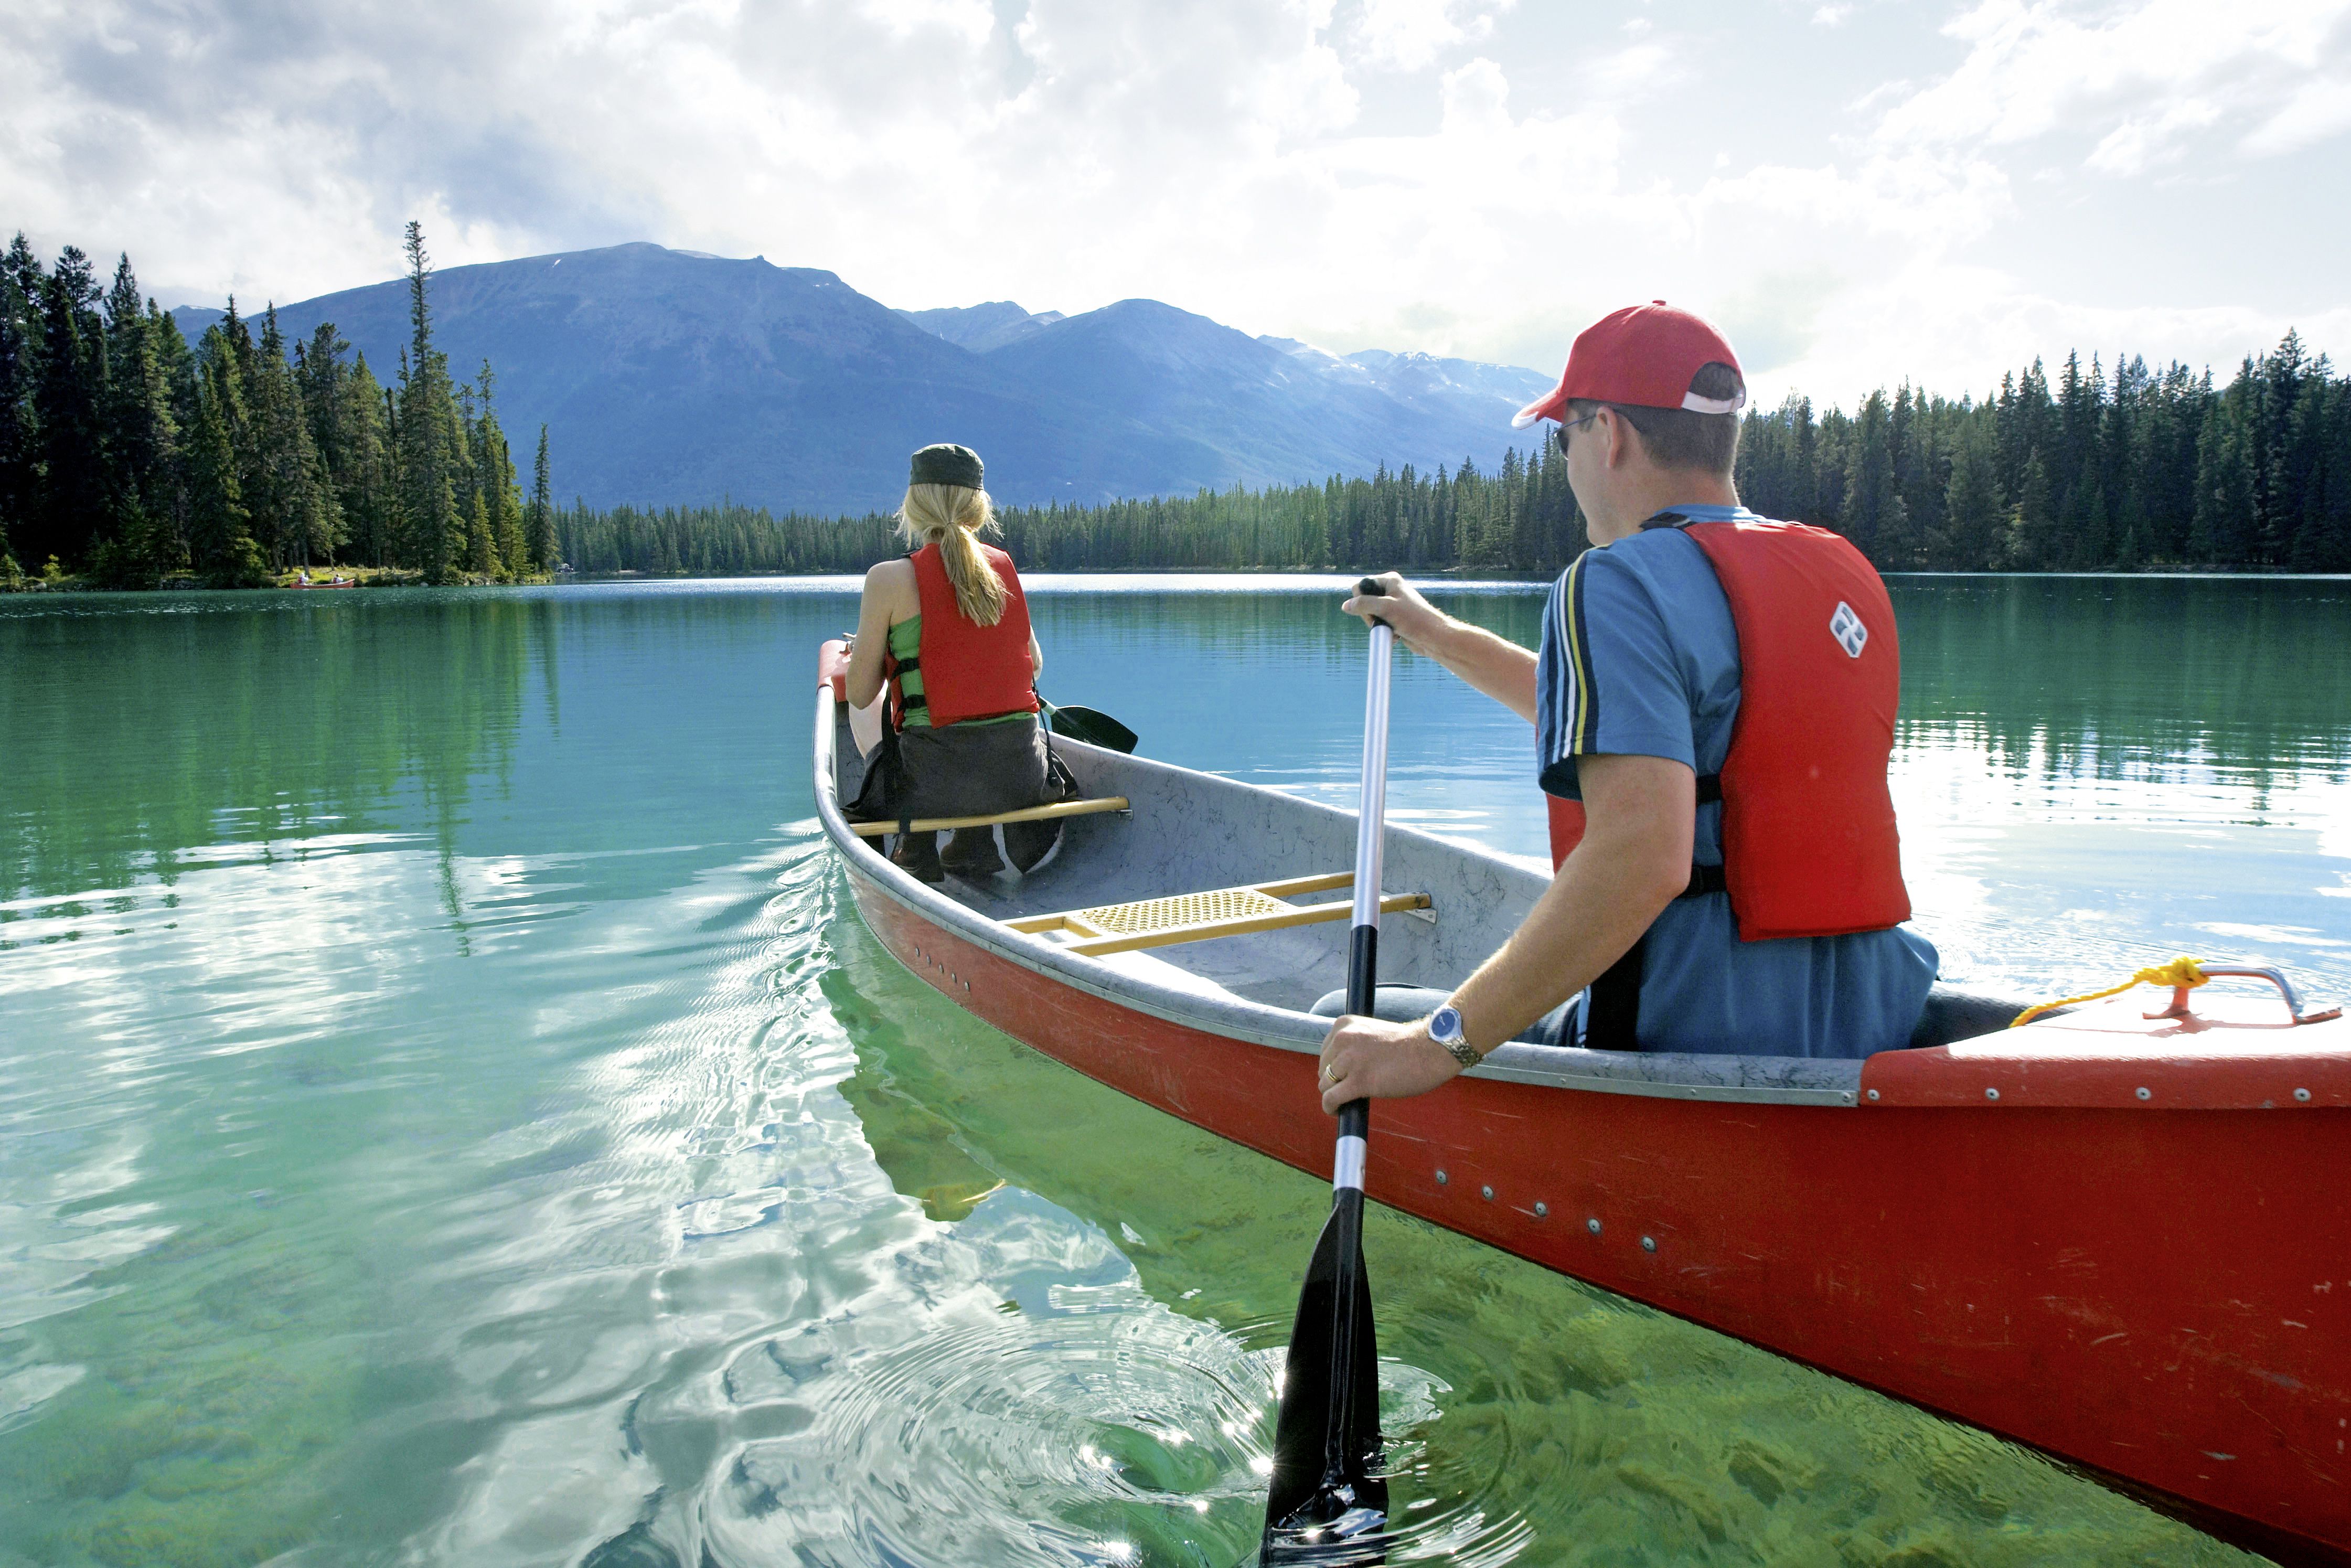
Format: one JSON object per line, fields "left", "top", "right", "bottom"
{"left": 4, "top": 0, "right": 2348, "bottom": 407}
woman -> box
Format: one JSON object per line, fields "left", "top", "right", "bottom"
{"left": 843, "top": 443, "right": 1062, "bottom": 881}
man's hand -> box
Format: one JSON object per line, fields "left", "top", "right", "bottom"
{"left": 1317, "top": 1014, "right": 1462, "bottom": 1114}
{"left": 1340, "top": 572, "right": 1449, "bottom": 658}
{"left": 1341, "top": 569, "right": 1539, "bottom": 722}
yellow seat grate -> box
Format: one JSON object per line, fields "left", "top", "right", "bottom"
{"left": 1005, "top": 871, "right": 1429, "bottom": 956}
{"left": 1077, "top": 887, "right": 1287, "bottom": 935}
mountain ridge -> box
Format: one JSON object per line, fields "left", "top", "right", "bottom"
{"left": 169, "top": 243, "right": 1551, "bottom": 514}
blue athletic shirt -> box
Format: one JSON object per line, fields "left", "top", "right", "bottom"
{"left": 1534, "top": 505, "right": 1938, "bottom": 1059}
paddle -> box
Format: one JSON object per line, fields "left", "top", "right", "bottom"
{"left": 1042, "top": 698, "right": 1139, "bottom": 754}
{"left": 1260, "top": 577, "right": 1394, "bottom": 1562}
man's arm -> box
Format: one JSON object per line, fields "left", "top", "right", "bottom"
{"left": 1343, "top": 571, "right": 1538, "bottom": 723}
{"left": 1316, "top": 752, "right": 1695, "bottom": 1111}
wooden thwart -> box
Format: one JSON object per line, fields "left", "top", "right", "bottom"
{"left": 1010, "top": 872, "right": 1431, "bottom": 957}
{"left": 848, "top": 796, "right": 1130, "bottom": 838}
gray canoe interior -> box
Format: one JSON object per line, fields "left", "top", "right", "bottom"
{"left": 832, "top": 713, "right": 1534, "bottom": 1014}
{"left": 827, "top": 709, "right": 2023, "bottom": 1069}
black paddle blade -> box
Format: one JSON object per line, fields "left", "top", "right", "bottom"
{"left": 1262, "top": 1204, "right": 1387, "bottom": 1563}
{"left": 1045, "top": 704, "right": 1138, "bottom": 754}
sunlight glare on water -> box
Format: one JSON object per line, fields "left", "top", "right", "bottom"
{"left": 3, "top": 573, "right": 2341, "bottom": 1566}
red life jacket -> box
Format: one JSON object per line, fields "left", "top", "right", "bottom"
{"left": 1547, "top": 516, "right": 1910, "bottom": 943}
{"left": 889, "top": 541, "right": 1040, "bottom": 729}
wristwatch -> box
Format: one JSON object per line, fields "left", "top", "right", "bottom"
{"left": 1428, "top": 1004, "right": 1479, "bottom": 1068}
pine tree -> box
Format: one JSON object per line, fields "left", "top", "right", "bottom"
{"left": 2190, "top": 366, "right": 2258, "bottom": 564}
{"left": 242, "top": 307, "right": 337, "bottom": 570}
{"left": 207, "top": 299, "right": 266, "bottom": 561}
{"left": 30, "top": 247, "right": 113, "bottom": 571}
{"left": 88, "top": 256, "right": 186, "bottom": 586}
{"left": 394, "top": 223, "right": 464, "bottom": 583}
{"left": 319, "top": 349, "right": 393, "bottom": 568}
{"left": 295, "top": 324, "right": 352, "bottom": 548}
{"left": 186, "top": 371, "right": 263, "bottom": 586}
{"left": 526, "top": 424, "right": 555, "bottom": 571}
{"left": 2007, "top": 456, "right": 2056, "bottom": 568}
{"left": 0, "top": 236, "right": 40, "bottom": 571}
{"left": 474, "top": 361, "right": 526, "bottom": 579}
{"left": 147, "top": 298, "right": 200, "bottom": 578}
{"left": 1939, "top": 417, "right": 2004, "bottom": 569}
{"left": 1843, "top": 390, "right": 1905, "bottom": 563}
{"left": 2304, "top": 380, "right": 2351, "bottom": 572}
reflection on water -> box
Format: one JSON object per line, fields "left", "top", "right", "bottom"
{"left": 4, "top": 575, "right": 2339, "bottom": 1565}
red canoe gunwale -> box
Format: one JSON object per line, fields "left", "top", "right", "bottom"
{"left": 809, "top": 647, "right": 2351, "bottom": 1564}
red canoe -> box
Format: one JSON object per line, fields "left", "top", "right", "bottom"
{"left": 811, "top": 641, "right": 2351, "bottom": 1564}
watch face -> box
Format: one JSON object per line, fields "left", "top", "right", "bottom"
{"left": 1430, "top": 1006, "right": 1463, "bottom": 1042}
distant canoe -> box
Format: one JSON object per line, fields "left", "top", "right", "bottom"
{"left": 812, "top": 639, "right": 2350, "bottom": 1565}
{"left": 291, "top": 578, "right": 357, "bottom": 589}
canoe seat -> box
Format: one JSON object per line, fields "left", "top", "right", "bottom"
{"left": 847, "top": 796, "right": 1130, "bottom": 838}
{"left": 1082, "top": 886, "right": 1289, "bottom": 935}
{"left": 1009, "top": 872, "right": 1430, "bottom": 957}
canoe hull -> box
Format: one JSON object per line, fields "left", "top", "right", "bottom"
{"left": 813, "top": 645, "right": 2349, "bottom": 1564}
{"left": 841, "top": 836, "right": 2350, "bottom": 1567}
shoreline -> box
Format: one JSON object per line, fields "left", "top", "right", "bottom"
{"left": 11, "top": 562, "right": 2351, "bottom": 593}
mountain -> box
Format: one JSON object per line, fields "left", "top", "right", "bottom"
{"left": 897, "top": 301, "right": 1066, "bottom": 354}
{"left": 170, "top": 244, "right": 1551, "bottom": 514}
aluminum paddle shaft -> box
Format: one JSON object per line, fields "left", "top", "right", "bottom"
{"left": 1261, "top": 579, "right": 1393, "bottom": 1561}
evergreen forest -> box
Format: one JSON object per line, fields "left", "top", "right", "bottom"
{"left": 5, "top": 219, "right": 2344, "bottom": 585}
{"left": 0, "top": 226, "right": 557, "bottom": 587}
{"left": 553, "top": 334, "right": 2349, "bottom": 579}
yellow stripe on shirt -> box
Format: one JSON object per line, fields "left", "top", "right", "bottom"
{"left": 1561, "top": 552, "right": 1597, "bottom": 755}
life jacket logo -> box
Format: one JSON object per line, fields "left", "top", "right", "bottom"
{"left": 1829, "top": 601, "right": 1868, "bottom": 658}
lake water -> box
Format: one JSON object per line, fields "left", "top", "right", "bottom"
{"left": 3, "top": 574, "right": 2346, "bottom": 1567}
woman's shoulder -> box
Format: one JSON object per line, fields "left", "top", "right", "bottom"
{"left": 863, "top": 555, "right": 919, "bottom": 615}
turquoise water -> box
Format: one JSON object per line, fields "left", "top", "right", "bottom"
{"left": 2, "top": 574, "right": 2346, "bottom": 1566}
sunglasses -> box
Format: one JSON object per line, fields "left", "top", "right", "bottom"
{"left": 1554, "top": 410, "right": 1600, "bottom": 454}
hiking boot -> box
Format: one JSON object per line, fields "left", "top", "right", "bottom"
{"left": 939, "top": 828, "right": 1006, "bottom": 879}
{"left": 891, "top": 832, "right": 944, "bottom": 883}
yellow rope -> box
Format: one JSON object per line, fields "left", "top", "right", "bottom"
{"left": 2010, "top": 956, "right": 2207, "bottom": 1029}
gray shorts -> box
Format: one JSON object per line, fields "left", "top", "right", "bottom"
{"left": 891, "top": 717, "right": 1052, "bottom": 820}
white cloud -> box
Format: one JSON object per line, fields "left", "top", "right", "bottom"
{"left": 2086, "top": 98, "right": 2226, "bottom": 175}
{"left": 1349, "top": 0, "right": 1512, "bottom": 71}
{"left": 2242, "top": 70, "right": 2351, "bottom": 152}
{"left": 1438, "top": 56, "right": 1511, "bottom": 132}
{"left": 0, "top": 0, "right": 2345, "bottom": 413}
{"left": 1873, "top": 0, "right": 2351, "bottom": 172}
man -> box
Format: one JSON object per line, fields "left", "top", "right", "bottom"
{"left": 1317, "top": 302, "right": 1937, "bottom": 1113}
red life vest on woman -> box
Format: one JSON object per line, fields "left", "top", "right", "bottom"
{"left": 1546, "top": 517, "right": 1911, "bottom": 942}
{"left": 889, "top": 541, "right": 1041, "bottom": 729}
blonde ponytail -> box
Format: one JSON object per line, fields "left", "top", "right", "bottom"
{"left": 896, "top": 483, "right": 1008, "bottom": 625}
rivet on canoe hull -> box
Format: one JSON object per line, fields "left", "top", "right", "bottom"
{"left": 2135, "top": 1086, "right": 2151, "bottom": 1101}
{"left": 1641, "top": 1236, "right": 1657, "bottom": 1253}
{"left": 1435, "top": 1169, "right": 1448, "bottom": 1186}
{"left": 1586, "top": 1218, "right": 1601, "bottom": 1235}
{"left": 1984, "top": 1087, "right": 2000, "bottom": 1101}
{"left": 2296, "top": 1087, "right": 2312, "bottom": 1102}
{"left": 1534, "top": 1202, "right": 1548, "bottom": 1218}
{"left": 1481, "top": 1185, "right": 1494, "bottom": 1201}
{"left": 1866, "top": 1089, "right": 1880, "bottom": 1101}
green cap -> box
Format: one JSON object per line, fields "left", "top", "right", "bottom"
{"left": 909, "top": 443, "right": 984, "bottom": 490}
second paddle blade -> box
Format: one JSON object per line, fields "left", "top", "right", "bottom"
{"left": 1046, "top": 704, "right": 1139, "bottom": 754}
{"left": 1262, "top": 1206, "right": 1387, "bottom": 1562}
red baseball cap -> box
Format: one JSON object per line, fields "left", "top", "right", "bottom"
{"left": 1512, "top": 300, "right": 1745, "bottom": 428}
